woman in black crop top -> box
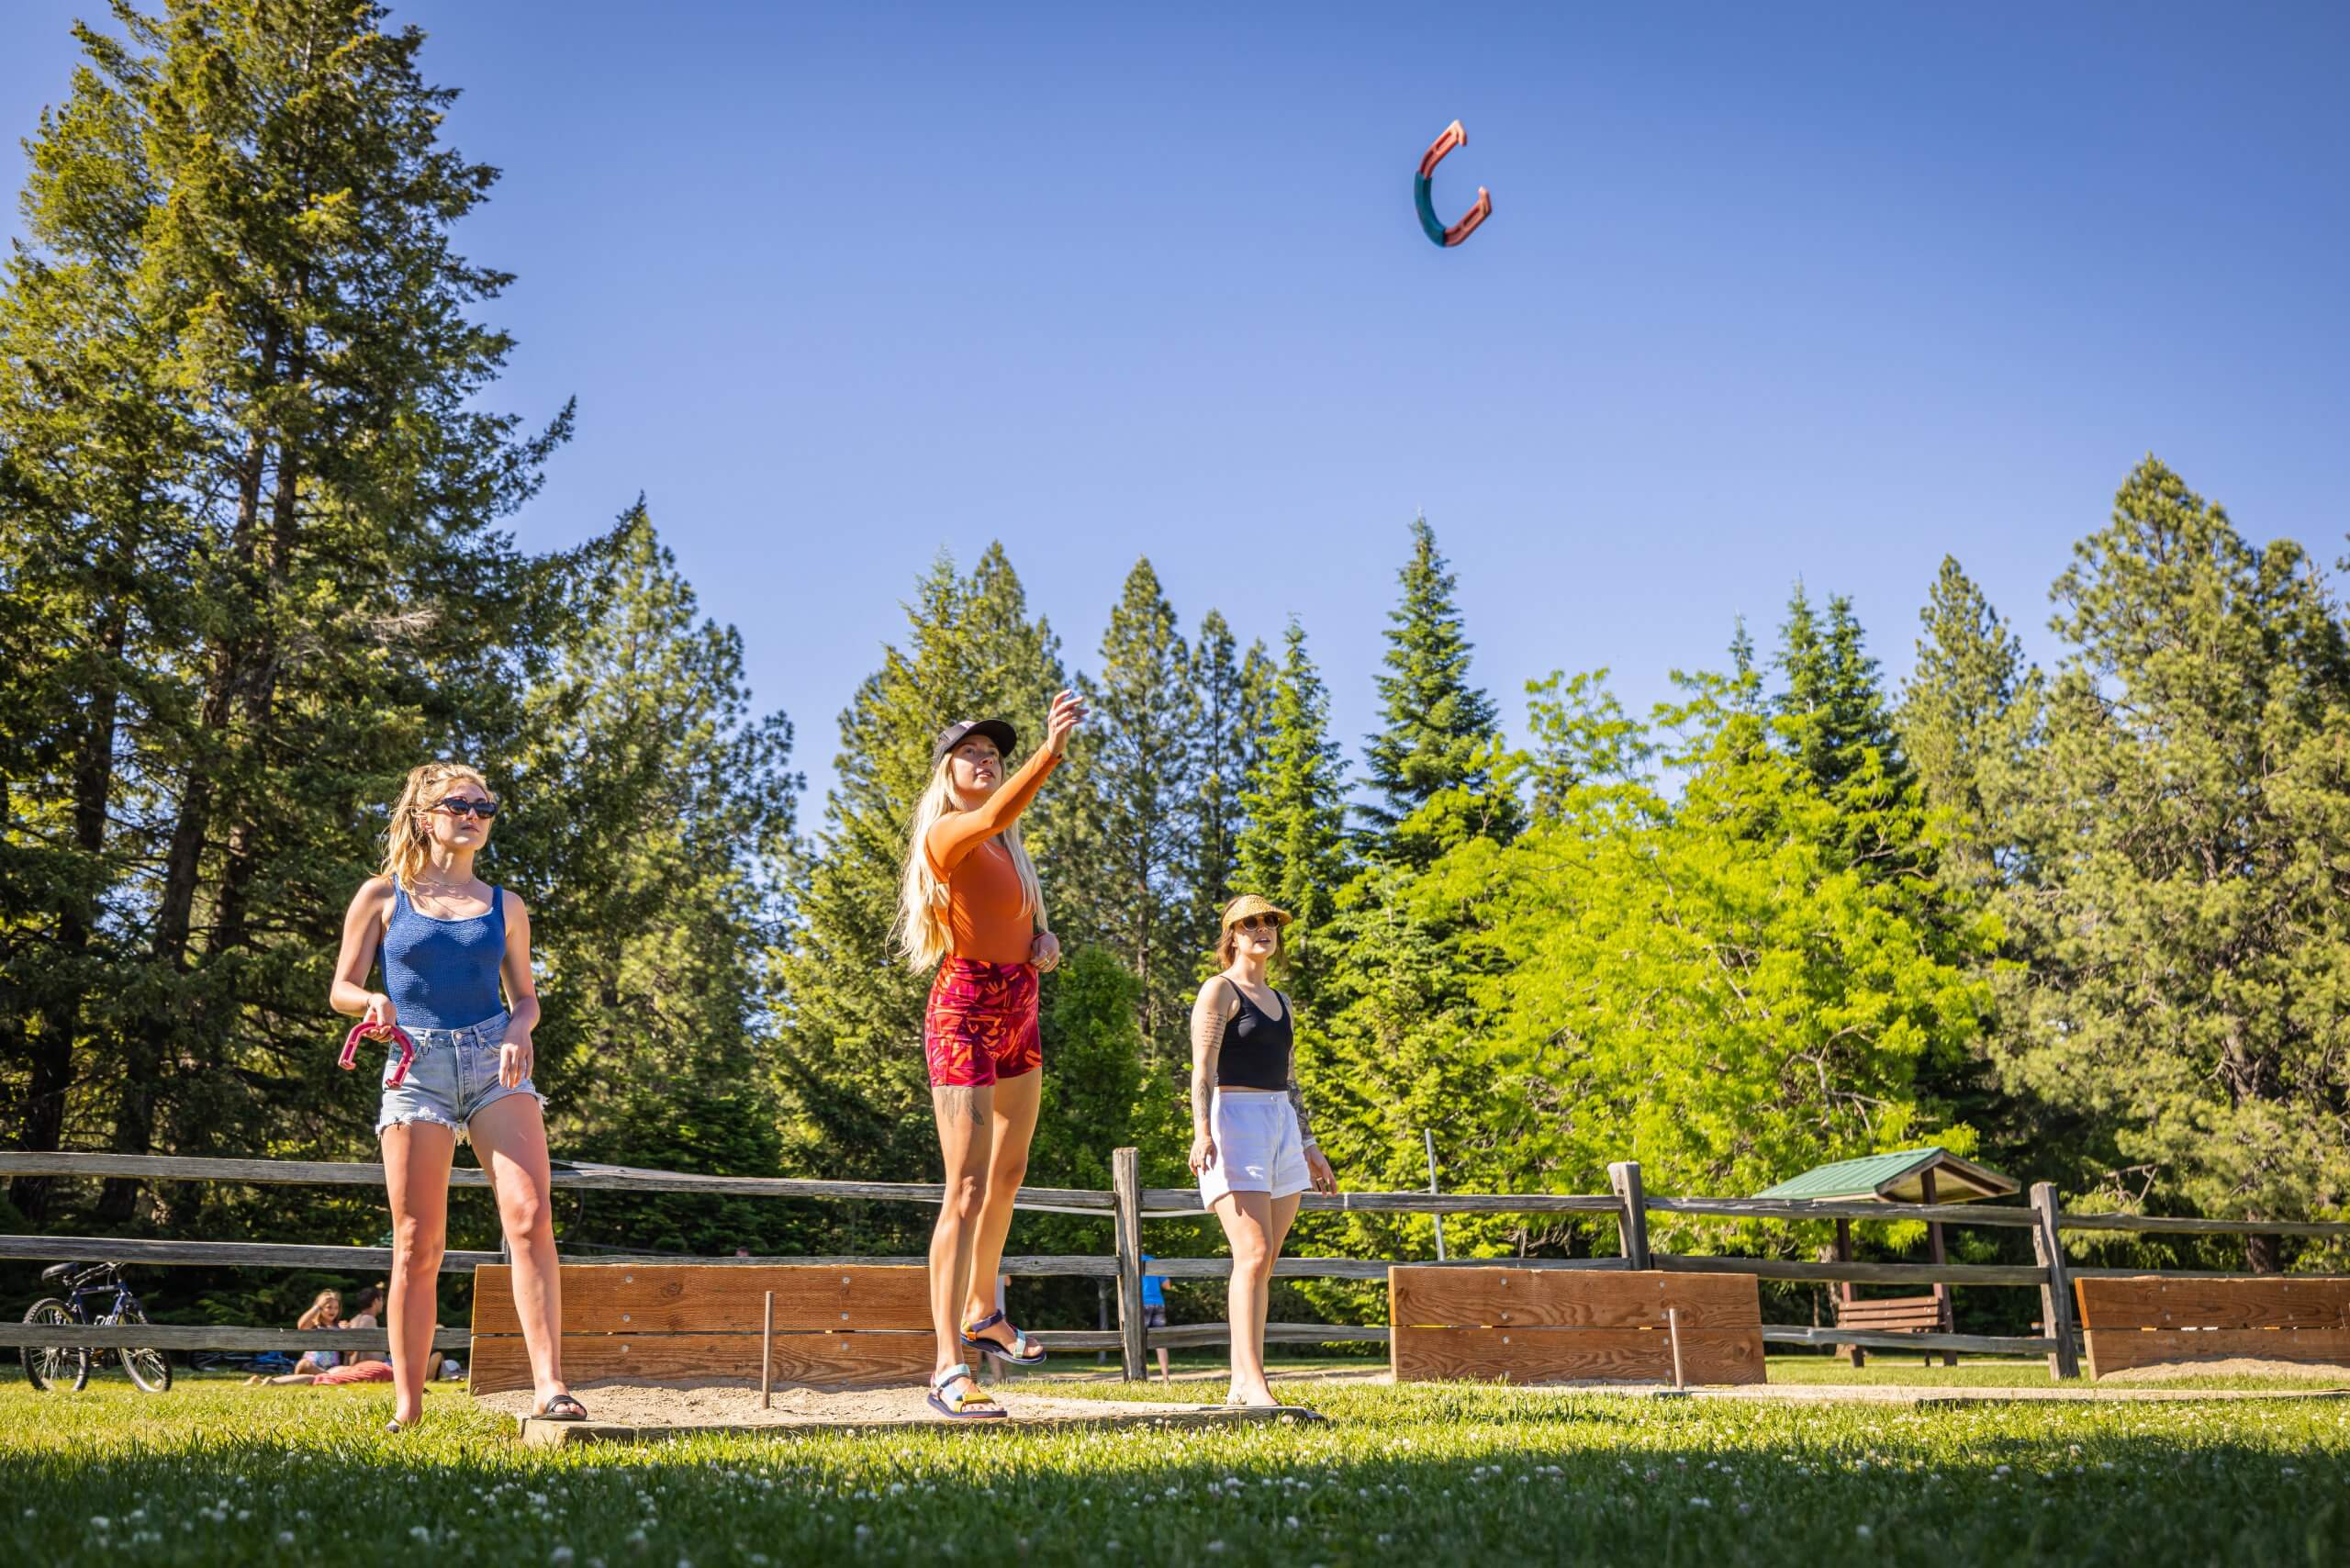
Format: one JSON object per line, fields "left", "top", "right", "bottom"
{"left": 1187, "top": 894, "right": 1338, "bottom": 1407}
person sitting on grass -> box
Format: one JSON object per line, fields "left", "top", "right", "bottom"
{"left": 246, "top": 1289, "right": 345, "bottom": 1384}
{"left": 308, "top": 1284, "right": 395, "bottom": 1384}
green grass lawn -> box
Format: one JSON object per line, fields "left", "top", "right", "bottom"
{"left": 4, "top": 1363, "right": 2345, "bottom": 1566}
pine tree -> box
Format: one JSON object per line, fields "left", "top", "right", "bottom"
{"left": 1776, "top": 584, "right": 1908, "bottom": 795}
{"left": 1897, "top": 556, "right": 2030, "bottom": 890}
{"left": 494, "top": 504, "right": 801, "bottom": 1254}
{"left": 0, "top": 11, "right": 185, "bottom": 1218}
{"left": 1072, "top": 559, "right": 1201, "bottom": 1070}
{"left": 1361, "top": 516, "right": 1517, "bottom": 863}
{"left": 772, "top": 548, "right": 1068, "bottom": 1204}
{"left": 1185, "top": 610, "right": 1271, "bottom": 963}
{"left": 1234, "top": 620, "right": 1349, "bottom": 1006}
{"left": 1993, "top": 458, "right": 2350, "bottom": 1264}
{"left": 0, "top": 1, "right": 571, "bottom": 1226}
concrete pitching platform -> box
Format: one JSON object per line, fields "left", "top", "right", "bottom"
{"left": 516, "top": 1401, "right": 1324, "bottom": 1447}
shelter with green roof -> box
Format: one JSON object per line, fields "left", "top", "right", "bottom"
{"left": 1756, "top": 1147, "right": 2016, "bottom": 1205}
{"left": 1759, "top": 1147, "right": 2018, "bottom": 1365}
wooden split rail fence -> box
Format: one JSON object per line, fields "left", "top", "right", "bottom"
{"left": 5, "top": 1148, "right": 2347, "bottom": 1383}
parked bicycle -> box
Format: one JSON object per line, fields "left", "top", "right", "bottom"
{"left": 20, "top": 1261, "right": 172, "bottom": 1393}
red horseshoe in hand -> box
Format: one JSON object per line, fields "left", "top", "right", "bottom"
{"left": 341, "top": 1022, "right": 418, "bottom": 1089}
{"left": 1416, "top": 119, "right": 1492, "bottom": 247}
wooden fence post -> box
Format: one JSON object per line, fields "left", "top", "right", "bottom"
{"left": 1607, "top": 1160, "right": 1651, "bottom": 1271}
{"left": 1112, "top": 1147, "right": 1147, "bottom": 1382}
{"left": 2029, "top": 1181, "right": 2081, "bottom": 1381}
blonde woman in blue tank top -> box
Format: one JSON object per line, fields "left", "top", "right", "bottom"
{"left": 330, "top": 762, "right": 583, "bottom": 1429}
{"left": 1188, "top": 895, "right": 1338, "bottom": 1407}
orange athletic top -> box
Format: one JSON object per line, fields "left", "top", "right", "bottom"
{"left": 924, "top": 745, "right": 1059, "bottom": 966}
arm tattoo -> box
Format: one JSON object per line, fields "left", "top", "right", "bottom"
{"left": 1286, "top": 1070, "right": 1317, "bottom": 1148}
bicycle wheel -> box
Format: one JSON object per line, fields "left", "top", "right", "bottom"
{"left": 21, "top": 1299, "right": 89, "bottom": 1393}
{"left": 114, "top": 1303, "right": 172, "bottom": 1393}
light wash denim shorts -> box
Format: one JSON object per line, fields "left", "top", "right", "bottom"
{"left": 375, "top": 1009, "right": 542, "bottom": 1143}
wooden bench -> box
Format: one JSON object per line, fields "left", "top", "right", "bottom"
{"left": 1835, "top": 1293, "right": 1951, "bottom": 1365}
{"left": 468, "top": 1264, "right": 933, "bottom": 1395}
{"left": 1389, "top": 1267, "right": 1765, "bottom": 1386}
{"left": 2074, "top": 1275, "right": 2350, "bottom": 1380}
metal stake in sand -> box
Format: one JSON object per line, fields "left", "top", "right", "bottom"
{"left": 1667, "top": 1307, "right": 1686, "bottom": 1391}
{"left": 761, "top": 1290, "right": 774, "bottom": 1410}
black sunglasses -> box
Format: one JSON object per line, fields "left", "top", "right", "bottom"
{"left": 428, "top": 797, "right": 500, "bottom": 821}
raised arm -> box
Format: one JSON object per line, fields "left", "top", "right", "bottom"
{"left": 925, "top": 744, "right": 1060, "bottom": 875}
{"left": 1187, "top": 979, "right": 1236, "bottom": 1176}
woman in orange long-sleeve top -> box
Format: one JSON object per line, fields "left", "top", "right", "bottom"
{"left": 896, "top": 690, "right": 1086, "bottom": 1419}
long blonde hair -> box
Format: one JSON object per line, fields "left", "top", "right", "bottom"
{"left": 297, "top": 1289, "right": 342, "bottom": 1331}
{"left": 379, "top": 761, "right": 494, "bottom": 887}
{"left": 895, "top": 752, "right": 1044, "bottom": 971}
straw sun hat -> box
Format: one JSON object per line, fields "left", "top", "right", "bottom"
{"left": 1218, "top": 894, "right": 1293, "bottom": 934}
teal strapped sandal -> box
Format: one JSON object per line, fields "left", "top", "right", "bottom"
{"left": 961, "top": 1310, "right": 1047, "bottom": 1367}
{"left": 926, "top": 1364, "right": 1006, "bottom": 1420}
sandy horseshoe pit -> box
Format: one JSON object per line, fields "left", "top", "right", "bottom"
{"left": 474, "top": 1378, "right": 1326, "bottom": 1447}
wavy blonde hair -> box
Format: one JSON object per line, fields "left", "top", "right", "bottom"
{"left": 895, "top": 751, "right": 1043, "bottom": 972}
{"left": 379, "top": 761, "right": 495, "bottom": 887}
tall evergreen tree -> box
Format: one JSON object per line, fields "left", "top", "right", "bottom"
{"left": 1072, "top": 559, "right": 1200, "bottom": 1070}
{"left": 1234, "top": 620, "right": 1349, "bottom": 1006}
{"left": 0, "top": 1, "right": 570, "bottom": 1226}
{"left": 1993, "top": 458, "right": 2350, "bottom": 1265}
{"left": 1897, "top": 556, "right": 2030, "bottom": 890}
{"left": 772, "top": 548, "right": 1069, "bottom": 1202}
{"left": 1185, "top": 610, "right": 1271, "bottom": 962}
{"left": 494, "top": 505, "right": 800, "bottom": 1254}
{"left": 1776, "top": 584, "right": 1908, "bottom": 795}
{"left": 1361, "top": 516, "right": 1516, "bottom": 863}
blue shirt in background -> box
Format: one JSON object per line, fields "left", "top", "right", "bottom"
{"left": 1139, "top": 1253, "right": 1165, "bottom": 1308}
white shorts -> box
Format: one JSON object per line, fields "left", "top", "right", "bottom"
{"left": 1198, "top": 1090, "right": 1310, "bottom": 1208}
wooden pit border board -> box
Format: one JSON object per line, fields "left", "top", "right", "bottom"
{"left": 2074, "top": 1275, "right": 2350, "bottom": 1380}
{"left": 1389, "top": 1266, "right": 1765, "bottom": 1386}
{"left": 469, "top": 1264, "right": 932, "bottom": 1395}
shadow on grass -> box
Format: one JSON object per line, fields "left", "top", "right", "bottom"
{"left": 2, "top": 1382, "right": 2345, "bottom": 1566}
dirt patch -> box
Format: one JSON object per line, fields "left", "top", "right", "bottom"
{"left": 2098, "top": 1357, "right": 2350, "bottom": 1385}
{"left": 474, "top": 1377, "right": 1291, "bottom": 1432}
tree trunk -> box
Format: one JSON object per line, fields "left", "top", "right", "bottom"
{"left": 8, "top": 601, "right": 129, "bottom": 1222}
{"left": 97, "top": 397, "right": 276, "bottom": 1226}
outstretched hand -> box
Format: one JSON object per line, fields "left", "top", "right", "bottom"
{"left": 1045, "top": 689, "right": 1088, "bottom": 757}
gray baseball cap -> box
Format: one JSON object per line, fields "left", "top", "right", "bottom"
{"left": 932, "top": 717, "right": 1019, "bottom": 767}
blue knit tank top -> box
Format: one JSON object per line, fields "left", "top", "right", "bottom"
{"left": 380, "top": 879, "right": 507, "bottom": 1031}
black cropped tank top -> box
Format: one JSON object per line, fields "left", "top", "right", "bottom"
{"left": 1216, "top": 979, "right": 1293, "bottom": 1091}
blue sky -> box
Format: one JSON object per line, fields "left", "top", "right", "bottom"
{"left": 6, "top": 3, "right": 2345, "bottom": 809}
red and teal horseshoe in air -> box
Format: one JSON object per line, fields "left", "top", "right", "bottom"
{"left": 1416, "top": 119, "right": 1492, "bottom": 247}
